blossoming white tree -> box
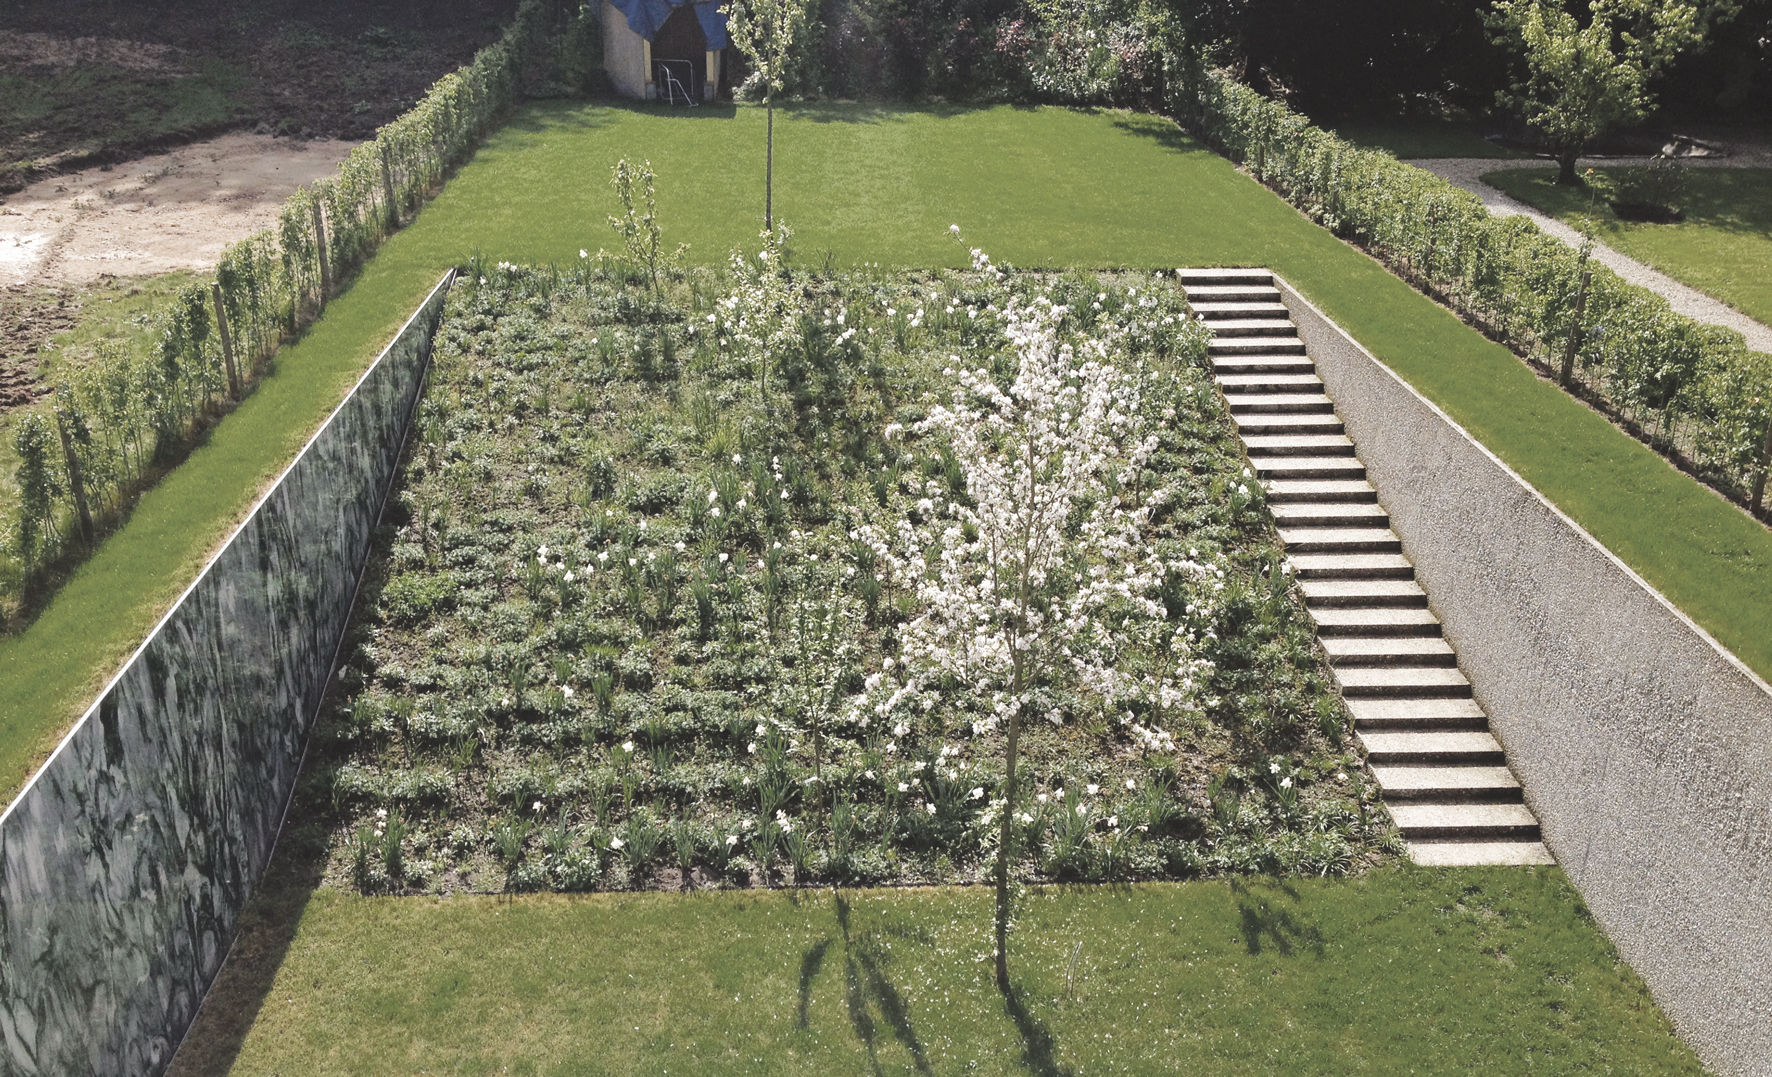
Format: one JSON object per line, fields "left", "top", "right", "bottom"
{"left": 857, "top": 267, "right": 1217, "bottom": 989}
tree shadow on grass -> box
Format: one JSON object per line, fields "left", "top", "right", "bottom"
{"left": 1001, "top": 981, "right": 1073, "bottom": 1077}
{"left": 1230, "top": 877, "right": 1326, "bottom": 958}
{"left": 833, "top": 892, "right": 934, "bottom": 1075}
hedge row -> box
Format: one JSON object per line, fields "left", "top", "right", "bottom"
{"left": 6, "top": 0, "right": 551, "bottom": 602}
{"left": 1161, "top": 60, "right": 1772, "bottom": 512}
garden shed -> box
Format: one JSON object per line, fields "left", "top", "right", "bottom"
{"left": 602, "top": 0, "right": 729, "bottom": 103}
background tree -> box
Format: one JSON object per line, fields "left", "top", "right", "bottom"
{"left": 725, "top": 0, "right": 813, "bottom": 230}
{"left": 1487, "top": 0, "right": 1729, "bottom": 184}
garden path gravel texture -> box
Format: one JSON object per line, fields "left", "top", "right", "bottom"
{"left": 1411, "top": 155, "right": 1772, "bottom": 355}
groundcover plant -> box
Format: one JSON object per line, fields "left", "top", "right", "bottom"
{"left": 297, "top": 239, "right": 1393, "bottom": 895}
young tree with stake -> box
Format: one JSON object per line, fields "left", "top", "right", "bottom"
{"left": 724, "top": 0, "right": 811, "bottom": 230}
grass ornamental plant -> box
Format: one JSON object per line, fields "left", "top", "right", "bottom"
{"left": 290, "top": 247, "right": 1386, "bottom": 908}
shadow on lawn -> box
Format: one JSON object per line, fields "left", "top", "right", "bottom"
{"left": 1231, "top": 877, "right": 1326, "bottom": 958}
{"left": 165, "top": 820, "right": 332, "bottom": 1076}
{"left": 796, "top": 890, "right": 1073, "bottom": 1076}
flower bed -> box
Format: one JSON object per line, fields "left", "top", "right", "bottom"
{"left": 299, "top": 251, "right": 1392, "bottom": 894}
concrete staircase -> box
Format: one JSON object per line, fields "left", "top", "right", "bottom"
{"left": 1179, "top": 267, "right": 1554, "bottom": 868}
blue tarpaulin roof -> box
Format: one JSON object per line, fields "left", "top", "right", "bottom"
{"left": 611, "top": 0, "right": 730, "bottom": 50}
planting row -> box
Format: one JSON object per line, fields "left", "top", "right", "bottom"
{"left": 284, "top": 250, "right": 1394, "bottom": 897}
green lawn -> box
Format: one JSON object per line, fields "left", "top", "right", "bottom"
{"left": 1484, "top": 166, "right": 1772, "bottom": 330}
{"left": 171, "top": 867, "right": 1698, "bottom": 1074}
{"left": 4, "top": 100, "right": 1768, "bottom": 809}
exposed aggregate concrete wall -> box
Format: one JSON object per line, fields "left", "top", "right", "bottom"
{"left": 1274, "top": 276, "right": 1772, "bottom": 1074}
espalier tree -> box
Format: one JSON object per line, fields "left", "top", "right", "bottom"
{"left": 1487, "top": 0, "right": 1734, "bottom": 185}
{"left": 724, "top": 0, "right": 812, "bottom": 229}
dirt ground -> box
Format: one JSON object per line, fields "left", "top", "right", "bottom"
{"left": 0, "top": 133, "right": 359, "bottom": 288}
{"left": 0, "top": 134, "right": 359, "bottom": 411}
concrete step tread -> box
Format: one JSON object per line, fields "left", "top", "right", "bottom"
{"left": 1207, "top": 318, "right": 1299, "bottom": 335}
{"left": 1280, "top": 527, "right": 1398, "bottom": 546}
{"left": 1252, "top": 455, "right": 1364, "bottom": 472}
{"left": 1389, "top": 802, "right": 1538, "bottom": 832}
{"left": 1301, "top": 578, "right": 1428, "bottom": 605}
{"left": 1224, "top": 392, "right": 1335, "bottom": 410}
{"left": 1243, "top": 434, "right": 1355, "bottom": 454}
{"left": 1178, "top": 267, "right": 1274, "bottom": 282}
{"left": 1371, "top": 764, "right": 1520, "bottom": 793}
{"left": 1213, "top": 357, "right": 1316, "bottom": 373}
{"left": 1311, "top": 605, "right": 1431, "bottom": 630}
{"left": 1408, "top": 841, "right": 1555, "bottom": 867}
{"left": 1210, "top": 338, "right": 1307, "bottom": 353}
{"left": 1192, "top": 302, "right": 1290, "bottom": 320}
{"left": 1358, "top": 730, "right": 1503, "bottom": 757}
{"left": 1336, "top": 666, "right": 1471, "bottom": 689}
{"left": 1216, "top": 373, "right": 1325, "bottom": 391}
{"left": 1289, "top": 551, "right": 1415, "bottom": 572}
{"left": 1265, "top": 478, "right": 1377, "bottom": 498}
{"left": 1185, "top": 284, "right": 1282, "bottom": 298}
{"left": 1233, "top": 419, "right": 1347, "bottom": 438}
{"left": 1347, "top": 697, "right": 1487, "bottom": 725}
{"left": 1323, "top": 636, "right": 1455, "bottom": 659}
{"left": 1271, "top": 502, "right": 1388, "bottom": 522}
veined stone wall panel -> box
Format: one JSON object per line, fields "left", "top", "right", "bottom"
{"left": 0, "top": 272, "right": 453, "bottom": 1076}
{"left": 1273, "top": 274, "right": 1772, "bottom": 1075}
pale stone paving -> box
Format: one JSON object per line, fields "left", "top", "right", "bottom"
{"left": 1180, "top": 267, "right": 1555, "bottom": 867}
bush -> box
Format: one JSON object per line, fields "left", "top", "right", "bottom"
{"left": 1611, "top": 157, "right": 1690, "bottom": 221}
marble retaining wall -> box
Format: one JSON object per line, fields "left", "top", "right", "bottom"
{"left": 1275, "top": 274, "right": 1772, "bottom": 1075}
{"left": 0, "top": 271, "right": 454, "bottom": 1075}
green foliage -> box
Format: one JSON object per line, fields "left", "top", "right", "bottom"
{"left": 1158, "top": 52, "right": 1772, "bottom": 509}
{"left": 1611, "top": 156, "right": 1693, "bottom": 216}
{"left": 607, "top": 159, "right": 681, "bottom": 296}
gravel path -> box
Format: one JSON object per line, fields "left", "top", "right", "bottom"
{"left": 1410, "top": 155, "right": 1772, "bottom": 354}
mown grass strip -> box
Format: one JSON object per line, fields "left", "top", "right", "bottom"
{"left": 4, "top": 101, "right": 1768, "bottom": 807}
{"left": 172, "top": 867, "right": 1698, "bottom": 1074}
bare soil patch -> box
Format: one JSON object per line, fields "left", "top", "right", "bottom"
{"left": 0, "top": 133, "right": 358, "bottom": 288}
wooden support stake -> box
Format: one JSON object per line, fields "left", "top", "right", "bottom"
{"left": 211, "top": 282, "right": 241, "bottom": 399}
{"left": 380, "top": 141, "right": 399, "bottom": 229}
{"left": 311, "top": 199, "right": 333, "bottom": 300}
{"left": 1752, "top": 417, "right": 1772, "bottom": 517}
{"left": 1559, "top": 269, "right": 1592, "bottom": 387}
{"left": 54, "top": 407, "right": 94, "bottom": 544}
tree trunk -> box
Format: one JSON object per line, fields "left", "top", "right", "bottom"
{"left": 765, "top": 98, "right": 775, "bottom": 231}
{"left": 994, "top": 703, "right": 1019, "bottom": 992}
{"left": 1556, "top": 150, "right": 1582, "bottom": 186}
